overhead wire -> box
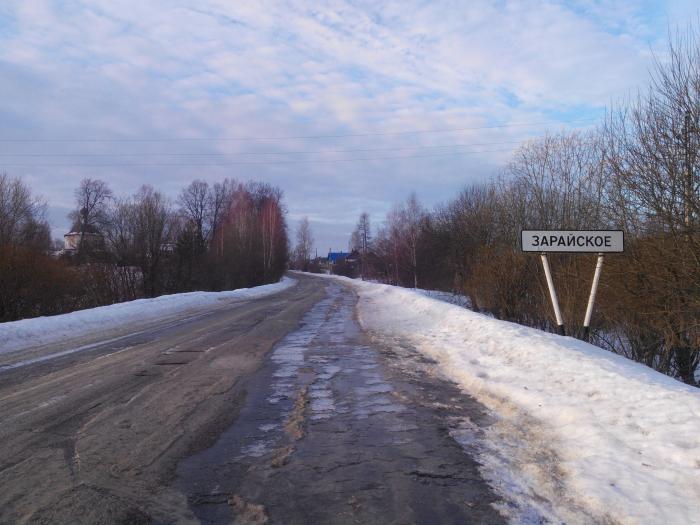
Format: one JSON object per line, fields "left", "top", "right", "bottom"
{"left": 0, "top": 116, "right": 598, "bottom": 167}
{"left": 0, "top": 148, "right": 516, "bottom": 167}
{"left": 0, "top": 140, "right": 524, "bottom": 157}
{"left": 0, "top": 117, "right": 598, "bottom": 143}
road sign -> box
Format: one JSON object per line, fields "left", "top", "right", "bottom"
{"left": 521, "top": 229, "right": 624, "bottom": 338}
{"left": 521, "top": 230, "right": 624, "bottom": 253}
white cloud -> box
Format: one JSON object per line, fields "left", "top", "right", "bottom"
{"left": 0, "top": 0, "right": 695, "bottom": 249}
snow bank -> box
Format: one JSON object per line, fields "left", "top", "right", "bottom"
{"left": 412, "top": 288, "right": 471, "bottom": 308}
{"left": 329, "top": 276, "right": 700, "bottom": 524}
{"left": 0, "top": 277, "right": 297, "bottom": 355}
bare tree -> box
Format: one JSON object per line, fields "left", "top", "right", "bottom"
{"left": 0, "top": 174, "right": 63, "bottom": 321}
{"left": 599, "top": 27, "right": 700, "bottom": 384}
{"left": 1, "top": 173, "right": 291, "bottom": 321}
{"left": 212, "top": 182, "right": 288, "bottom": 288}
{"left": 401, "top": 193, "right": 424, "bottom": 289}
{"left": 103, "top": 196, "right": 143, "bottom": 298}
{"left": 0, "top": 173, "right": 49, "bottom": 249}
{"left": 105, "top": 186, "right": 172, "bottom": 297}
{"left": 68, "top": 178, "right": 112, "bottom": 258}
{"left": 210, "top": 178, "right": 234, "bottom": 255}
{"left": 294, "top": 217, "right": 314, "bottom": 270}
{"left": 431, "top": 183, "right": 500, "bottom": 305}
{"left": 135, "top": 186, "right": 172, "bottom": 297}
{"left": 69, "top": 178, "right": 113, "bottom": 231}
{"left": 250, "top": 183, "right": 286, "bottom": 281}
{"left": 178, "top": 179, "right": 211, "bottom": 252}
{"left": 349, "top": 229, "right": 361, "bottom": 253}
{"left": 353, "top": 212, "right": 371, "bottom": 279}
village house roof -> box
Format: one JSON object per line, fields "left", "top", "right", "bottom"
{"left": 327, "top": 251, "right": 349, "bottom": 263}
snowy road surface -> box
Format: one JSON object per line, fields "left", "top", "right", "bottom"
{"left": 3, "top": 274, "right": 697, "bottom": 524}
{"left": 0, "top": 275, "right": 503, "bottom": 524}
{"left": 0, "top": 275, "right": 322, "bottom": 523}
{"left": 178, "top": 281, "right": 503, "bottom": 524}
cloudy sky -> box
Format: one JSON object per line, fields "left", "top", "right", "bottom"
{"left": 0, "top": 1, "right": 696, "bottom": 252}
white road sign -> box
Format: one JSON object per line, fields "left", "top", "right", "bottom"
{"left": 521, "top": 230, "right": 624, "bottom": 253}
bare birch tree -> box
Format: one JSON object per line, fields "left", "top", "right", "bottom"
{"left": 401, "top": 193, "right": 424, "bottom": 289}
{"left": 294, "top": 217, "right": 314, "bottom": 270}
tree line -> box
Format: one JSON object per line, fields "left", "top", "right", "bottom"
{"left": 338, "top": 29, "right": 699, "bottom": 385}
{"left": 0, "top": 176, "right": 288, "bottom": 322}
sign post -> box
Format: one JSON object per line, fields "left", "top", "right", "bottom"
{"left": 540, "top": 253, "right": 565, "bottom": 335}
{"left": 582, "top": 253, "right": 605, "bottom": 340}
{"left": 521, "top": 230, "right": 624, "bottom": 339}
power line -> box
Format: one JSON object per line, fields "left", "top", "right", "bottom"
{"left": 0, "top": 148, "right": 515, "bottom": 167}
{"left": 0, "top": 118, "right": 597, "bottom": 143}
{"left": 0, "top": 140, "right": 524, "bottom": 157}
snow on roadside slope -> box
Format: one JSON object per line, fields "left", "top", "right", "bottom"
{"left": 412, "top": 288, "right": 471, "bottom": 308}
{"left": 0, "top": 277, "right": 297, "bottom": 355}
{"left": 332, "top": 276, "right": 700, "bottom": 524}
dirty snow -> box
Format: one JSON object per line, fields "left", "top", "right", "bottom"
{"left": 0, "top": 277, "right": 297, "bottom": 355}
{"left": 322, "top": 275, "right": 700, "bottom": 525}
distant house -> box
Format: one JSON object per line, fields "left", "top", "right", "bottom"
{"left": 327, "top": 251, "right": 350, "bottom": 264}
{"left": 317, "top": 251, "right": 346, "bottom": 273}
{"left": 325, "top": 250, "right": 360, "bottom": 276}
{"left": 63, "top": 224, "right": 104, "bottom": 253}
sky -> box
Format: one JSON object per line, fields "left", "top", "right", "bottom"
{"left": 0, "top": 1, "right": 697, "bottom": 253}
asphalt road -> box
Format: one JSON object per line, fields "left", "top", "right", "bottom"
{"left": 0, "top": 275, "right": 504, "bottom": 524}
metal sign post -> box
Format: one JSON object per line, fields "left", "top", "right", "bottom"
{"left": 582, "top": 253, "right": 604, "bottom": 341}
{"left": 521, "top": 230, "right": 624, "bottom": 339}
{"left": 540, "top": 253, "right": 565, "bottom": 335}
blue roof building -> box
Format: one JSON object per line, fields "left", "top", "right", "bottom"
{"left": 327, "top": 251, "right": 350, "bottom": 263}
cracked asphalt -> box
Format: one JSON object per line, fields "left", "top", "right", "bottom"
{"left": 0, "top": 275, "right": 504, "bottom": 524}
{"left": 178, "top": 280, "right": 505, "bottom": 524}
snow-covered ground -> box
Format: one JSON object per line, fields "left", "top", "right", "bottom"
{"left": 322, "top": 275, "right": 700, "bottom": 525}
{"left": 412, "top": 287, "right": 471, "bottom": 308}
{"left": 0, "top": 277, "right": 297, "bottom": 355}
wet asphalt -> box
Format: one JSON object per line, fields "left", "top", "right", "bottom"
{"left": 177, "top": 281, "right": 505, "bottom": 524}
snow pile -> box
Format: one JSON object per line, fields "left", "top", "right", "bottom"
{"left": 0, "top": 277, "right": 297, "bottom": 355}
{"left": 334, "top": 276, "right": 700, "bottom": 524}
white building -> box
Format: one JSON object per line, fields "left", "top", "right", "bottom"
{"left": 63, "top": 231, "right": 104, "bottom": 252}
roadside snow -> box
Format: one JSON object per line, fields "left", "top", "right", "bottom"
{"left": 0, "top": 277, "right": 297, "bottom": 355}
{"left": 412, "top": 288, "right": 471, "bottom": 308}
{"left": 324, "top": 275, "right": 700, "bottom": 525}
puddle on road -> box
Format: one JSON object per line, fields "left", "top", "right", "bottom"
{"left": 176, "top": 283, "right": 506, "bottom": 525}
